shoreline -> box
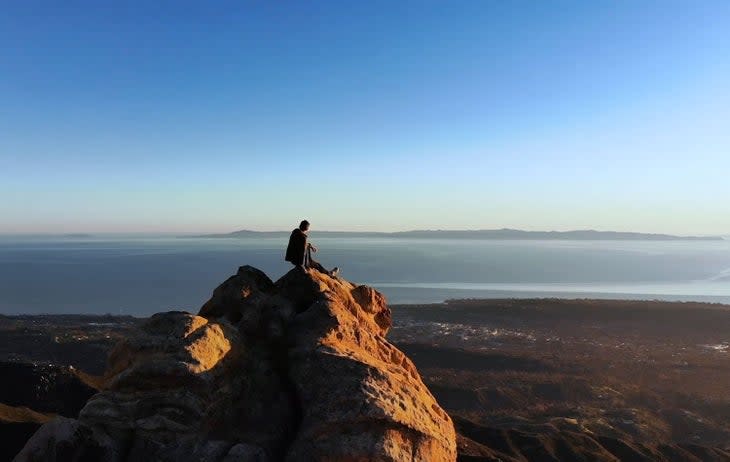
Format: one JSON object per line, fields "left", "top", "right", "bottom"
{"left": 396, "top": 297, "right": 730, "bottom": 310}
{"left": 4, "top": 296, "right": 730, "bottom": 319}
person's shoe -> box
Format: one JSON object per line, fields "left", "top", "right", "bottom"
{"left": 330, "top": 267, "right": 340, "bottom": 277}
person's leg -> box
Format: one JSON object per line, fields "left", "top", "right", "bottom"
{"left": 305, "top": 247, "right": 338, "bottom": 276}
{"left": 304, "top": 249, "right": 340, "bottom": 276}
{"left": 306, "top": 256, "right": 329, "bottom": 274}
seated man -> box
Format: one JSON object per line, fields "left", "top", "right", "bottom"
{"left": 285, "top": 220, "right": 339, "bottom": 276}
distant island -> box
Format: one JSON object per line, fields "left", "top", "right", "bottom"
{"left": 192, "top": 228, "right": 724, "bottom": 241}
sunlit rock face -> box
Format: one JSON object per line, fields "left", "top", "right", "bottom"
{"left": 15, "top": 266, "right": 456, "bottom": 462}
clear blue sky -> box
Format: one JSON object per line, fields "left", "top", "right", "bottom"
{"left": 2, "top": 1, "right": 729, "bottom": 234}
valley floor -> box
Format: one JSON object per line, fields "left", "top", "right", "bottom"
{"left": 389, "top": 299, "right": 730, "bottom": 460}
{"left": 2, "top": 298, "right": 730, "bottom": 461}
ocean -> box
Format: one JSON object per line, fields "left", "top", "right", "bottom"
{"left": 1, "top": 235, "right": 730, "bottom": 315}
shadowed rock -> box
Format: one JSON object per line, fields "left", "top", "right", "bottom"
{"left": 1, "top": 361, "right": 99, "bottom": 462}
{"left": 198, "top": 265, "right": 275, "bottom": 324}
{"left": 0, "top": 361, "right": 98, "bottom": 417}
{"left": 15, "top": 266, "right": 456, "bottom": 462}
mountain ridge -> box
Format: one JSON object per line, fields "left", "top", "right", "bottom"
{"left": 193, "top": 228, "right": 724, "bottom": 241}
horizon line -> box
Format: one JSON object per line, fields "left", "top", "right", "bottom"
{"left": 1, "top": 228, "right": 726, "bottom": 238}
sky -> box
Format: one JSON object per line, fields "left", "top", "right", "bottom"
{"left": 1, "top": 1, "right": 729, "bottom": 235}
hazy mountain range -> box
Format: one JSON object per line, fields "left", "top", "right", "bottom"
{"left": 194, "top": 228, "right": 724, "bottom": 241}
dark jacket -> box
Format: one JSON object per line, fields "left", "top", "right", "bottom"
{"left": 285, "top": 228, "right": 307, "bottom": 265}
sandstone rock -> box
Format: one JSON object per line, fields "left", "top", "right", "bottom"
{"left": 278, "top": 270, "right": 456, "bottom": 461}
{"left": 15, "top": 311, "right": 244, "bottom": 462}
{"left": 198, "top": 266, "right": 274, "bottom": 324}
{"left": 16, "top": 266, "right": 456, "bottom": 462}
{"left": 13, "top": 416, "right": 117, "bottom": 462}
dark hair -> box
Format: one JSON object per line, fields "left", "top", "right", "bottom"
{"left": 299, "top": 220, "right": 310, "bottom": 230}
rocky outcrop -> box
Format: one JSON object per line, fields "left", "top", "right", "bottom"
{"left": 1, "top": 403, "right": 54, "bottom": 462}
{"left": 15, "top": 266, "right": 456, "bottom": 462}
{"left": 281, "top": 270, "right": 451, "bottom": 460}
{"left": 1, "top": 361, "right": 99, "bottom": 462}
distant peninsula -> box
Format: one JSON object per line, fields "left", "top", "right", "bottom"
{"left": 192, "top": 229, "right": 724, "bottom": 241}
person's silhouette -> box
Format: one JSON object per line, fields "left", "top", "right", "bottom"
{"left": 285, "top": 220, "right": 339, "bottom": 276}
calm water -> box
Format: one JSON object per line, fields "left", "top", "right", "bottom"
{"left": 1, "top": 235, "right": 730, "bottom": 315}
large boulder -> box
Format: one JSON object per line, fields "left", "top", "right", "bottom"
{"left": 16, "top": 266, "right": 457, "bottom": 462}
{"left": 198, "top": 266, "right": 275, "bottom": 324}
{"left": 15, "top": 312, "right": 249, "bottom": 461}
{"left": 280, "top": 269, "right": 454, "bottom": 461}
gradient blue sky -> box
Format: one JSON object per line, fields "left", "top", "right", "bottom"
{"left": 2, "top": 1, "right": 729, "bottom": 234}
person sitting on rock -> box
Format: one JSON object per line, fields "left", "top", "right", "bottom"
{"left": 285, "top": 220, "right": 339, "bottom": 277}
